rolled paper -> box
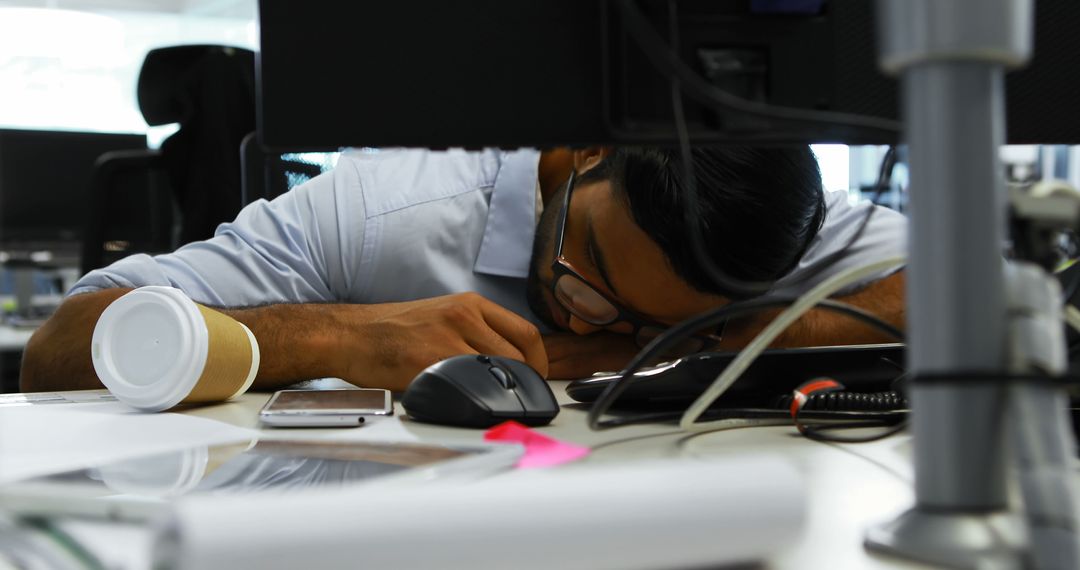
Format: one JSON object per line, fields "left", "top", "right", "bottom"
{"left": 154, "top": 456, "right": 806, "bottom": 570}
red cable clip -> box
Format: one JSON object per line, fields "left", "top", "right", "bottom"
{"left": 790, "top": 378, "right": 845, "bottom": 432}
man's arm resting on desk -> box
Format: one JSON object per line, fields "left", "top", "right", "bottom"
{"left": 20, "top": 290, "right": 548, "bottom": 393}
{"left": 719, "top": 270, "right": 907, "bottom": 349}
{"left": 21, "top": 288, "right": 131, "bottom": 391}
{"left": 542, "top": 271, "right": 906, "bottom": 379}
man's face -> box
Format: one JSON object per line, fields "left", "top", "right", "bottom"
{"left": 526, "top": 176, "right": 724, "bottom": 336}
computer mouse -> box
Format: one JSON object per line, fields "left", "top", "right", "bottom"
{"left": 402, "top": 354, "right": 560, "bottom": 428}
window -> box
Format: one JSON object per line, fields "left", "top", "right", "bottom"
{"left": 0, "top": 2, "right": 257, "bottom": 146}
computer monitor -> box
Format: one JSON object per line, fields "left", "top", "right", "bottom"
{"left": 257, "top": 0, "right": 1080, "bottom": 149}
{"left": 0, "top": 128, "right": 148, "bottom": 259}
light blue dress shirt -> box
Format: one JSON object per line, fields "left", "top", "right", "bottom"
{"left": 71, "top": 148, "right": 907, "bottom": 323}
{"left": 72, "top": 148, "right": 545, "bottom": 325}
{"left": 773, "top": 189, "right": 907, "bottom": 296}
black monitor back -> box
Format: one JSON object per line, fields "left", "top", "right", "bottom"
{"left": 0, "top": 129, "right": 148, "bottom": 254}
{"left": 257, "top": 0, "right": 1080, "bottom": 148}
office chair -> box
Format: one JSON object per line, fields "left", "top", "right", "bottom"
{"left": 80, "top": 148, "right": 173, "bottom": 276}
{"left": 81, "top": 45, "right": 256, "bottom": 276}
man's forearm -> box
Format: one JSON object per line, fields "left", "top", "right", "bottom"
{"left": 21, "top": 290, "right": 346, "bottom": 393}
{"left": 20, "top": 290, "right": 547, "bottom": 393}
{"left": 217, "top": 303, "right": 345, "bottom": 389}
{"left": 21, "top": 288, "right": 132, "bottom": 392}
{"left": 719, "top": 271, "right": 907, "bottom": 349}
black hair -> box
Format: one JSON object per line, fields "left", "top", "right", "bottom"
{"left": 577, "top": 146, "right": 826, "bottom": 298}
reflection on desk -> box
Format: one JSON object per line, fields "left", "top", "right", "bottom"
{"left": 1, "top": 439, "right": 521, "bottom": 523}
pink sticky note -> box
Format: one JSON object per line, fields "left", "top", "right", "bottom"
{"left": 484, "top": 421, "right": 590, "bottom": 469}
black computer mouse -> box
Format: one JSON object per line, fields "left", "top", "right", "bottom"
{"left": 402, "top": 354, "right": 560, "bottom": 428}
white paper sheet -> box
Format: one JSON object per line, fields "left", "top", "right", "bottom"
{"left": 161, "top": 455, "right": 806, "bottom": 570}
{"left": 0, "top": 391, "right": 117, "bottom": 407}
{"left": 0, "top": 402, "right": 257, "bottom": 484}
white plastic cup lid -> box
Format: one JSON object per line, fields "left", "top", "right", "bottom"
{"left": 91, "top": 286, "right": 258, "bottom": 412}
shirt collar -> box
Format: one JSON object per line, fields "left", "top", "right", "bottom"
{"left": 473, "top": 149, "right": 541, "bottom": 278}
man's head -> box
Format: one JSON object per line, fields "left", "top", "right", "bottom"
{"left": 526, "top": 145, "right": 825, "bottom": 336}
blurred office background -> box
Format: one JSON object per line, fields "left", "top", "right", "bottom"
{"left": 0, "top": 0, "right": 257, "bottom": 143}
{"left": 0, "top": 0, "right": 332, "bottom": 302}
{"left": 0, "top": 0, "right": 258, "bottom": 291}
{"left": 0, "top": 0, "right": 264, "bottom": 390}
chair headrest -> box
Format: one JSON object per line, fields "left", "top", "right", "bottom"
{"left": 137, "top": 45, "right": 256, "bottom": 126}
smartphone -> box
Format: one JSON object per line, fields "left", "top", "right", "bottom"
{"left": 259, "top": 389, "right": 393, "bottom": 427}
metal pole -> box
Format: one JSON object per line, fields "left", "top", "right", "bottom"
{"left": 904, "top": 62, "right": 1010, "bottom": 508}
{"left": 866, "top": 0, "right": 1034, "bottom": 567}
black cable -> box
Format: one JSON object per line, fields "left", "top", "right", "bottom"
{"left": 597, "top": 374, "right": 912, "bottom": 434}
{"left": 658, "top": 0, "right": 900, "bottom": 299}
{"left": 811, "top": 437, "right": 913, "bottom": 483}
{"left": 672, "top": 83, "right": 780, "bottom": 295}
{"left": 799, "top": 421, "right": 908, "bottom": 443}
{"left": 1063, "top": 262, "right": 1080, "bottom": 304}
{"left": 594, "top": 410, "right": 696, "bottom": 428}
{"left": 591, "top": 1, "right": 908, "bottom": 432}
{"left": 786, "top": 373, "right": 910, "bottom": 443}
{"left": 666, "top": 0, "right": 772, "bottom": 298}
{"left": 1064, "top": 276, "right": 1080, "bottom": 305}
{"left": 587, "top": 429, "right": 686, "bottom": 452}
{"left": 775, "top": 390, "right": 908, "bottom": 412}
{"left": 615, "top": 0, "right": 902, "bottom": 138}
{"left": 875, "top": 147, "right": 899, "bottom": 193}
{"left": 596, "top": 405, "right": 906, "bottom": 430}
{"left": 586, "top": 295, "right": 905, "bottom": 430}
{"left": 785, "top": 384, "right": 909, "bottom": 444}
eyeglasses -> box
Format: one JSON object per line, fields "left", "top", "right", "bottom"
{"left": 549, "top": 171, "right": 721, "bottom": 351}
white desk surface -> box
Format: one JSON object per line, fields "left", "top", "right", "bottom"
{"left": 5, "top": 379, "right": 931, "bottom": 570}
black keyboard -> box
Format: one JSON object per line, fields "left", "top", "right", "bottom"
{"left": 565, "top": 343, "right": 906, "bottom": 410}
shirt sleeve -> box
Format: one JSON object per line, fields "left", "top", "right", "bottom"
{"left": 68, "top": 156, "right": 367, "bottom": 308}
{"left": 771, "top": 190, "right": 907, "bottom": 297}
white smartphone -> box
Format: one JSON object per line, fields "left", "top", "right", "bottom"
{"left": 259, "top": 389, "right": 393, "bottom": 427}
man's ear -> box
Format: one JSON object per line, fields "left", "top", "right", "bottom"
{"left": 572, "top": 146, "right": 613, "bottom": 174}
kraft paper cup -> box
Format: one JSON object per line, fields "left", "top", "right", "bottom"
{"left": 91, "top": 286, "right": 260, "bottom": 412}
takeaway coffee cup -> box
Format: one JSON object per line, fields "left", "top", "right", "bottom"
{"left": 91, "top": 286, "right": 260, "bottom": 412}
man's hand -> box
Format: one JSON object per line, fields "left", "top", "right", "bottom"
{"left": 543, "top": 331, "right": 642, "bottom": 380}
{"left": 328, "top": 292, "right": 548, "bottom": 391}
